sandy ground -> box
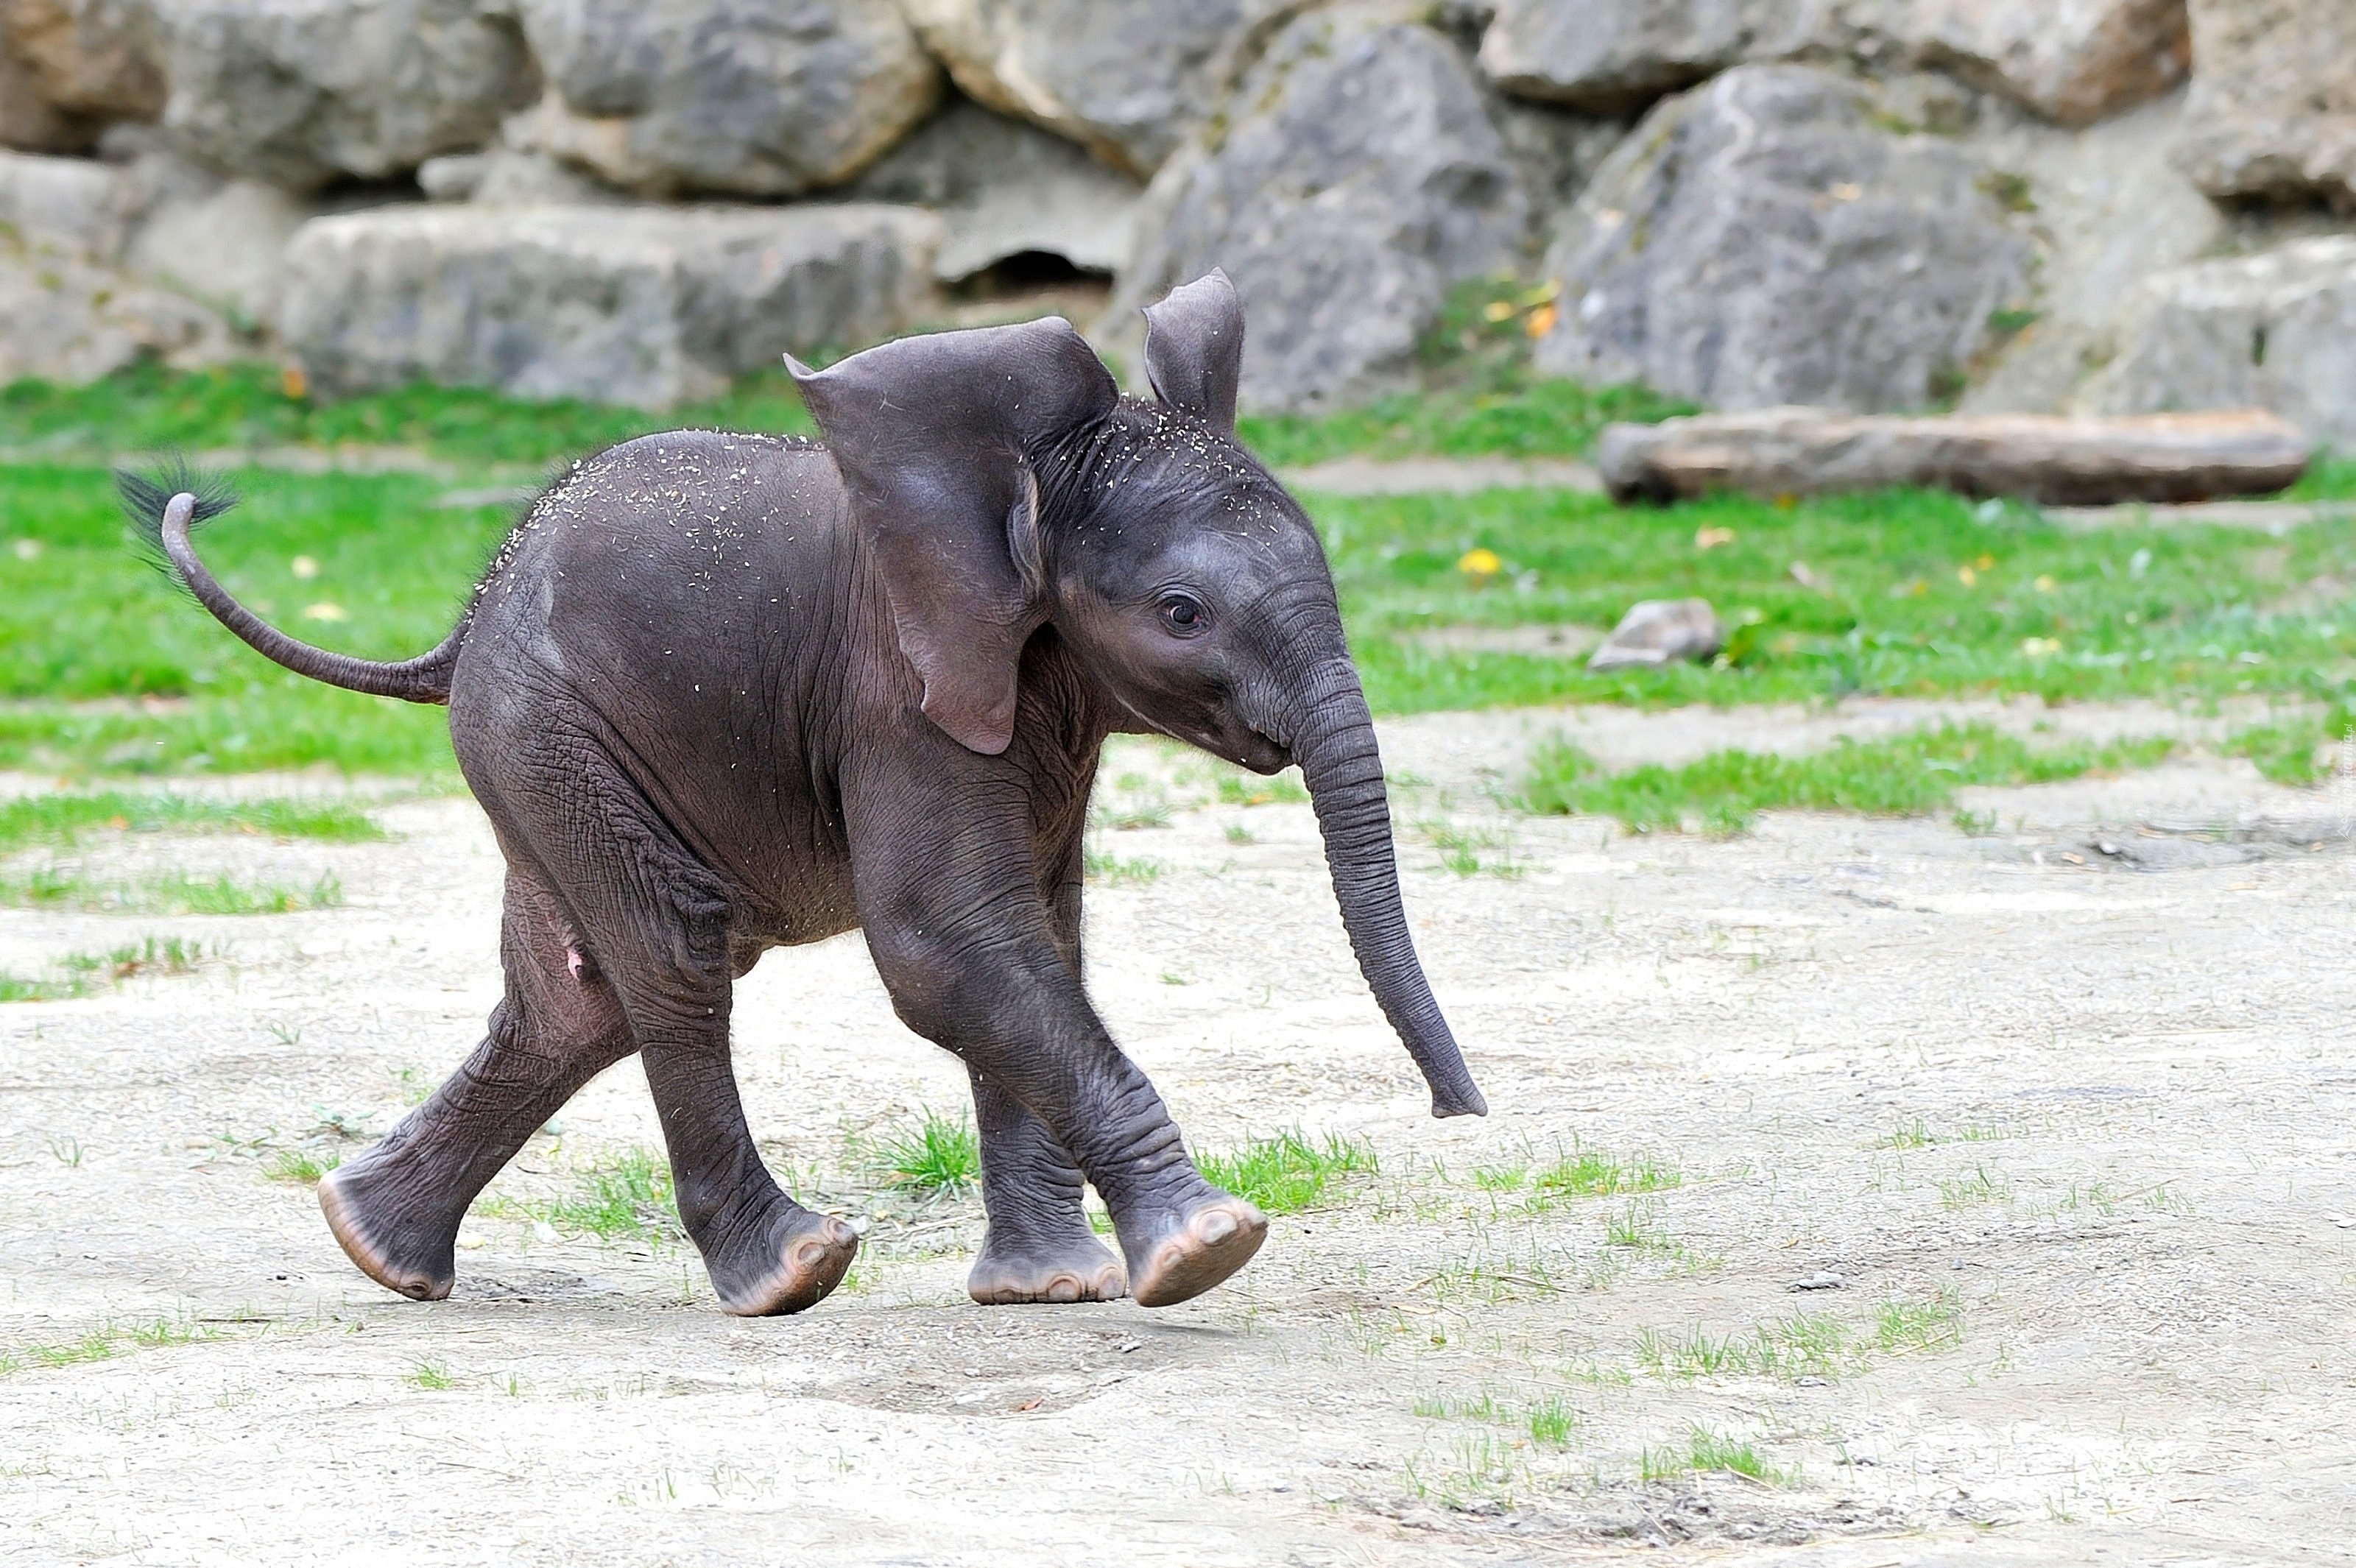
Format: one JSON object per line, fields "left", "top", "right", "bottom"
{"left": 1, "top": 701, "right": 2352, "bottom": 1567}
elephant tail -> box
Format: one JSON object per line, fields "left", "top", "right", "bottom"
{"left": 119, "top": 464, "right": 467, "bottom": 706}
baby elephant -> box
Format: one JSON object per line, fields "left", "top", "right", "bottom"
{"left": 129, "top": 272, "right": 1486, "bottom": 1316}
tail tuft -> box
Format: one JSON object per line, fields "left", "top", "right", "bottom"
{"left": 117, "top": 458, "right": 239, "bottom": 573}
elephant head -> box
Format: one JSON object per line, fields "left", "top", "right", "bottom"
{"left": 788, "top": 273, "right": 1486, "bottom": 1119}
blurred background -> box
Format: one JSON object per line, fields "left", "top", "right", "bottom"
{"left": 0, "top": 0, "right": 2352, "bottom": 786}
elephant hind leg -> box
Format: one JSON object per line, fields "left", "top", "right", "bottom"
{"left": 320, "top": 866, "right": 632, "bottom": 1302}
{"left": 966, "top": 1068, "right": 1126, "bottom": 1305}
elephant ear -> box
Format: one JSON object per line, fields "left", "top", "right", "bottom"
{"left": 787, "top": 318, "right": 1118, "bottom": 755}
{"left": 1141, "top": 269, "right": 1244, "bottom": 431}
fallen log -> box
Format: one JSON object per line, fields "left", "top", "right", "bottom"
{"left": 1595, "top": 408, "right": 2311, "bottom": 506}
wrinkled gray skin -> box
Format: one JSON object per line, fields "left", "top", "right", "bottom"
{"left": 145, "top": 272, "right": 1485, "bottom": 1316}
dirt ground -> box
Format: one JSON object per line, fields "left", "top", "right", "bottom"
{"left": 2, "top": 699, "right": 2352, "bottom": 1567}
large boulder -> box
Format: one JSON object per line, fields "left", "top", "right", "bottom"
{"left": 1477, "top": 0, "right": 1819, "bottom": 112}
{"left": 1478, "top": 0, "right": 2189, "bottom": 126}
{"left": 507, "top": 0, "right": 937, "bottom": 197}
{"left": 1902, "top": 0, "right": 2189, "bottom": 127}
{"left": 2174, "top": 0, "right": 2356, "bottom": 207}
{"left": 281, "top": 203, "right": 940, "bottom": 409}
{"left": 1533, "top": 65, "right": 2036, "bottom": 413}
{"left": 0, "top": 148, "right": 228, "bottom": 381}
{"left": 2095, "top": 238, "right": 2356, "bottom": 452}
{"left": 141, "top": 0, "right": 540, "bottom": 190}
{"left": 899, "top": 0, "right": 1280, "bottom": 177}
{"left": 0, "top": 0, "right": 162, "bottom": 151}
{"left": 849, "top": 96, "right": 1140, "bottom": 281}
{"left": 1958, "top": 91, "right": 2223, "bottom": 414}
{"left": 1111, "top": 5, "right": 1526, "bottom": 413}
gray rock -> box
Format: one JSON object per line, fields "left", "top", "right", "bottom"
{"left": 2175, "top": 0, "right": 2356, "bottom": 208}
{"left": 1478, "top": 0, "right": 2190, "bottom": 126}
{"left": 0, "top": 146, "right": 131, "bottom": 258}
{"left": 0, "top": 0, "right": 162, "bottom": 151}
{"left": 1598, "top": 407, "right": 2311, "bottom": 504}
{"left": 1958, "top": 92, "right": 2224, "bottom": 415}
{"left": 1589, "top": 598, "right": 1724, "bottom": 670}
{"left": 124, "top": 177, "right": 308, "bottom": 329}
{"left": 900, "top": 0, "right": 1281, "bottom": 177}
{"left": 415, "top": 151, "right": 486, "bottom": 201}
{"left": 1534, "top": 65, "right": 2035, "bottom": 413}
{"left": 143, "top": 0, "right": 540, "bottom": 190}
{"left": 1905, "top": 0, "right": 2190, "bottom": 127}
{"left": 2095, "top": 238, "right": 2356, "bottom": 453}
{"left": 1111, "top": 5, "right": 1526, "bottom": 412}
{"left": 468, "top": 145, "right": 628, "bottom": 205}
{"left": 850, "top": 97, "right": 1140, "bottom": 280}
{"left": 281, "top": 202, "right": 940, "bottom": 408}
{"left": 0, "top": 149, "right": 229, "bottom": 380}
{"left": 1478, "top": 0, "right": 1821, "bottom": 112}
{"left": 508, "top": 0, "right": 938, "bottom": 197}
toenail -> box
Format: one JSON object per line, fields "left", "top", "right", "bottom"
{"left": 1200, "top": 1209, "right": 1235, "bottom": 1243}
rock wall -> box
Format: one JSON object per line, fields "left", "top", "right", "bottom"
{"left": 0, "top": 0, "right": 2349, "bottom": 441}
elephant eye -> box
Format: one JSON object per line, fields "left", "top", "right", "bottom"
{"left": 1157, "top": 593, "right": 1211, "bottom": 638}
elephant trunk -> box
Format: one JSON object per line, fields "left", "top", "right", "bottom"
{"left": 1285, "top": 654, "right": 1487, "bottom": 1118}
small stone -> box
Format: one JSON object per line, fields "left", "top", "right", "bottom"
{"left": 1589, "top": 598, "right": 1724, "bottom": 671}
{"left": 456, "top": 1229, "right": 487, "bottom": 1251}
{"left": 530, "top": 1221, "right": 557, "bottom": 1243}
{"left": 1788, "top": 1269, "right": 1847, "bottom": 1291}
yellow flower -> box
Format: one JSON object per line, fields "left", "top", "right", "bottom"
{"left": 301, "top": 602, "right": 348, "bottom": 622}
{"left": 1457, "top": 547, "right": 1503, "bottom": 579}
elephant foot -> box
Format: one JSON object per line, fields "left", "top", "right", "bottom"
{"left": 1124, "top": 1194, "right": 1268, "bottom": 1309}
{"left": 319, "top": 1157, "right": 456, "bottom": 1303}
{"left": 707, "top": 1207, "right": 859, "bottom": 1317}
{"left": 967, "top": 1228, "right": 1128, "bottom": 1305}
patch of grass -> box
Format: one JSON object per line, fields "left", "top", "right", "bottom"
{"left": 538, "top": 1148, "right": 682, "bottom": 1245}
{"left": 264, "top": 1148, "right": 342, "bottom": 1184}
{"left": 1420, "top": 822, "right": 1522, "bottom": 877}
{"left": 1641, "top": 1427, "right": 1788, "bottom": 1486}
{"left": 1526, "top": 724, "right": 2175, "bottom": 833}
{"left": 1874, "top": 1290, "right": 1966, "bottom": 1355}
{"left": 0, "top": 867, "right": 342, "bottom": 914}
{"left": 1534, "top": 1143, "right": 1680, "bottom": 1198}
{"left": 1319, "top": 484, "right": 2356, "bottom": 717}
{"left": 863, "top": 1108, "right": 979, "bottom": 1195}
{"left": 1196, "top": 1129, "right": 1378, "bottom": 1215}
{"left": 1083, "top": 848, "right": 1165, "bottom": 885}
{"left": 1211, "top": 771, "right": 1309, "bottom": 808}
{"left": 0, "top": 1316, "right": 219, "bottom": 1377}
{"left": 407, "top": 1361, "right": 454, "bottom": 1391}
{"left": 2224, "top": 702, "right": 2351, "bottom": 785}
{"left": 0, "top": 933, "right": 217, "bottom": 1002}
{"left": 1938, "top": 1164, "right": 2011, "bottom": 1209}
{"left": 0, "top": 791, "right": 381, "bottom": 853}
{"left": 0, "top": 359, "right": 818, "bottom": 468}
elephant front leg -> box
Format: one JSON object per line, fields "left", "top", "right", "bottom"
{"left": 966, "top": 1068, "right": 1126, "bottom": 1305}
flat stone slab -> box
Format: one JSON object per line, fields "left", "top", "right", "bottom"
{"left": 1598, "top": 407, "right": 2312, "bottom": 506}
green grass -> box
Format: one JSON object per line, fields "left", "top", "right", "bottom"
{"left": 0, "top": 1315, "right": 219, "bottom": 1377}
{"left": 537, "top": 1148, "right": 683, "bottom": 1245}
{"left": 264, "top": 1147, "right": 342, "bottom": 1184}
{"left": 863, "top": 1108, "right": 980, "bottom": 1195}
{"left": 0, "top": 791, "right": 382, "bottom": 852}
{"left": 0, "top": 933, "right": 216, "bottom": 1002}
{"left": 1641, "top": 1427, "right": 1789, "bottom": 1486}
{"left": 3, "top": 347, "right": 2349, "bottom": 778}
{"left": 1324, "top": 487, "right": 2356, "bottom": 717}
{"left": 0, "top": 866, "right": 341, "bottom": 914}
{"left": 1526, "top": 724, "right": 2176, "bottom": 833}
{"left": 0, "top": 359, "right": 817, "bottom": 469}
{"left": 1083, "top": 848, "right": 1166, "bottom": 885}
{"left": 1198, "top": 1129, "right": 1378, "bottom": 1215}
